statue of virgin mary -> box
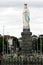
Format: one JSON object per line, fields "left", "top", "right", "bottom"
{"left": 23, "top": 4, "right": 30, "bottom": 29}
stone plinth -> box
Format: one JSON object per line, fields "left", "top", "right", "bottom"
{"left": 21, "top": 29, "right": 32, "bottom": 56}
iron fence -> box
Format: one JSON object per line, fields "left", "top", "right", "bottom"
{"left": 0, "top": 56, "right": 43, "bottom": 65}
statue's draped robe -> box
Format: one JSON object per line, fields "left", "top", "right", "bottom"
{"left": 23, "top": 9, "right": 30, "bottom": 29}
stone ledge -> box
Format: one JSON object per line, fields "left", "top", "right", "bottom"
{"left": 21, "top": 32, "right": 32, "bottom": 35}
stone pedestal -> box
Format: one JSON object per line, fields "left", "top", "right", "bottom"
{"left": 21, "top": 29, "right": 32, "bottom": 56}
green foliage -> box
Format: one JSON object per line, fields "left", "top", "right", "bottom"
{"left": 12, "top": 37, "right": 20, "bottom": 52}
{"left": 0, "top": 37, "right": 3, "bottom": 53}
{"left": 40, "top": 38, "right": 43, "bottom": 52}
{"left": 0, "top": 37, "right": 9, "bottom": 53}
{"left": 32, "top": 35, "right": 43, "bottom": 53}
{"left": 38, "top": 38, "right": 40, "bottom": 50}
{"left": 32, "top": 36, "right": 37, "bottom": 51}
{"left": 13, "top": 37, "right": 20, "bottom": 48}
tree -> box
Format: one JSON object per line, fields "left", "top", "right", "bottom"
{"left": 32, "top": 35, "right": 38, "bottom": 52}
{"left": 0, "top": 36, "right": 9, "bottom": 54}
{"left": 38, "top": 35, "right": 43, "bottom": 53}
{"left": 12, "top": 37, "right": 20, "bottom": 52}
{"left": 38, "top": 37, "right": 40, "bottom": 51}
{"left": 0, "top": 37, "right": 3, "bottom": 53}
{"left": 32, "top": 34, "right": 43, "bottom": 53}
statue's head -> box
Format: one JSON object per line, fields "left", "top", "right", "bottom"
{"left": 24, "top": 4, "right": 27, "bottom": 9}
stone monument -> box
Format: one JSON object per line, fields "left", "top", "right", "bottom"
{"left": 21, "top": 4, "right": 32, "bottom": 56}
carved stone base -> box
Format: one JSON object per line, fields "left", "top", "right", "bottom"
{"left": 21, "top": 29, "right": 32, "bottom": 56}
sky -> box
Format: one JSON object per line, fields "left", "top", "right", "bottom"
{"left": 0, "top": 0, "right": 43, "bottom": 38}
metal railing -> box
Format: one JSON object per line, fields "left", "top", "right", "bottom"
{"left": 0, "top": 55, "right": 43, "bottom": 65}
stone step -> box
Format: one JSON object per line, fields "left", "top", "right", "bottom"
{"left": 21, "top": 31, "right": 32, "bottom": 35}
{"left": 21, "top": 44, "right": 32, "bottom": 47}
{"left": 22, "top": 39, "right": 32, "bottom": 41}
{"left": 22, "top": 48, "right": 32, "bottom": 51}
{"left": 21, "top": 45, "right": 32, "bottom": 47}
{"left": 22, "top": 50, "right": 32, "bottom": 53}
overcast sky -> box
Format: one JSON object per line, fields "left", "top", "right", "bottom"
{"left": 0, "top": 0, "right": 43, "bottom": 7}
{"left": 0, "top": 0, "right": 43, "bottom": 38}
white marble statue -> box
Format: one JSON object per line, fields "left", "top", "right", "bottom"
{"left": 23, "top": 4, "right": 30, "bottom": 29}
